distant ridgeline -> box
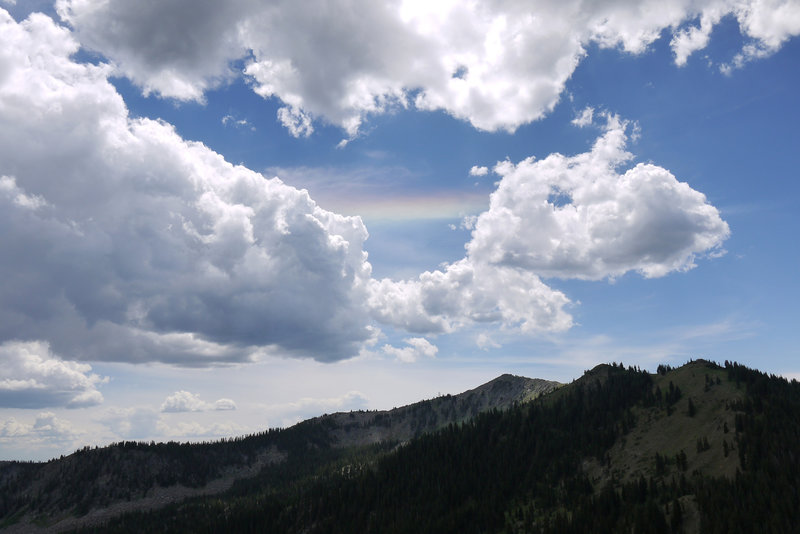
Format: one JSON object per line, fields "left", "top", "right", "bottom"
{"left": 2, "top": 361, "right": 799, "bottom": 533}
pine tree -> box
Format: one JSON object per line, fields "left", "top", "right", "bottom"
{"left": 670, "top": 498, "right": 683, "bottom": 532}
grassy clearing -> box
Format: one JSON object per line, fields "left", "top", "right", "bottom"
{"left": 585, "top": 360, "right": 743, "bottom": 487}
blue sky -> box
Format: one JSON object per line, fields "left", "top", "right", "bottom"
{"left": 1, "top": 0, "right": 798, "bottom": 460}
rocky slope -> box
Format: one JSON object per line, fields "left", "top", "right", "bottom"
{"left": 318, "top": 374, "right": 560, "bottom": 448}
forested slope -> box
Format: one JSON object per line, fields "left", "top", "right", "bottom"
{"left": 0, "top": 375, "right": 556, "bottom": 532}
{"left": 4, "top": 361, "right": 800, "bottom": 533}
{"left": 68, "top": 360, "right": 800, "bottom": 534}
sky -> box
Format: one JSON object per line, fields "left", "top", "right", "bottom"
{"left": 0, "top": 0, "right": 798, "bottom": 461}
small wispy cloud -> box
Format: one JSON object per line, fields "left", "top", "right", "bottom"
{"left": 221, "top": 114, "right": 255, "bottom": 131}
{"left": 571, "top": 106, "right": 594, "bottom": 127}
{"left": 469, "top": 165, "right": 489, "bottom": 177}
{"left": 161, "top": 391, "right": 237, "bottom": 413}
{"left": 382, "top": 337, "right": 438, "bottom": 363}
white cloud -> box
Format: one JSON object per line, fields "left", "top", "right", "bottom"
{"left": 277, "top": 105, "right": 314, "bottom": 138}
{"left": 721, "top": 40, "right": 776, "bottom": 74}
{"left": 0, "top": 175, "right": 48, "bottom": 209}
{"left": 100, "top": 405, "right": 245, "bottom": 441}
{"left": 214, "top": 398, "right": 237, "bottom": 411}
{"left": 0, "top": 417, "right": 29, "bottom": 437}
{"left": 0, "top": 11, "right": 374, "bottom": 365}
{"left": 160, "top": 420, "right": 247, "bottom": 439}
{"left": 0, "top": 10, "right": 732, "bottom": 367}
{"left": 52, "top": 0, "right": 800, "bottom": 137}
{"left": 160, "top": 391, "right": 209, "bottom": 413}
{"left": 291, "top": 390, "right": 369, "bottom": 413}
{"left": 571, "top": 106, "right": 595, "bottom": 127}
{"left": 673, "top": 1, "right": 800, "bottom": 70}
{"left": 476, "top": 333, "right": 501, "bottom": 351}
{"left": 160, "top": 391, "right": 238, "bottom": 412}
{"left": 367, "top": 114, "right": 728, "bottom": 334}
{"left": 260, "top": 390, "right": 370, "bottom": 426}
{"left": 382, "top": 337, "right": 438, "bottom": 363}
{"left": 671, "top": 8, "right": 725, "bottom": 66}
{"left": 99, "top": 406, "right": 160, "bottom": 440}
{"left": 461, "top": 215, "right": 478, "bottom": 231}
{"left": 469, "top": 165, "right": 489, "bottom": 177}
{"left": 31, "top": 411, "right": 76, "bottom": 438}
{"left": 369, "top": 259, "right": 573, "bottom": 335}
{"left": 735, "top": 0, "right": 800, "bottom": 50}
{"left": 466, "top": 115, "right": 730, "bottom": 280}
{"left": 55, "top": 0, "right": 251, "bottom": 101}
{"left": 221, "top": 114, "right": 254, "bottom": 131}
{"left": 0, "top": 412, "right": 78, "bottom": 443}
{"left": 0, "top": 341, "right": 106, "bottom": 409}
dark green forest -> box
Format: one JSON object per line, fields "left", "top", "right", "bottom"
{"left": 49, "top": 361, "right": 800, "bottom": 533}
{"left": 0, "top": 374, "right": 554, "bottom": 530}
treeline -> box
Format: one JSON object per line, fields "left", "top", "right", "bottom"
{"left": 529, "top": 361, "right": 800, "bottom": 533}
{"left": 693, "top": 361, "right": 800, "bottom": 533}
{"left": 76, "top": 361, "right": 800, "bottom": 533}
{"left": 22, "top": 361, "right": 800, "bottom": 533}
{"left": 1, "top": 375, "right": 540, "bottom": 526}
{"left": 79, "top": 364, "right": 656, "bottom": 533}
{"left": 0, "top": 419, "right": 335, "bottom": 519}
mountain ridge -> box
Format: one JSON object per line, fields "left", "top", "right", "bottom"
{"left": 309, "top": 373, "right": 561, "bottom": 448}
{"left": 4, "top": 360, "right": 800, "bottom": 533}
{"left": 0, "top": 373, "right": 560, "bottom": 532}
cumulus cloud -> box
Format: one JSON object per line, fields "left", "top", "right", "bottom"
{"left": 368, "top": 114, "right": 728, "bottom": 334}
{"left": 52, "top": 0, "right": 800, "bottom": 137}
{"left": 161, "top": 391, "right": 207, "bottom": 413}
{"left": 0, "top": 341, "right": 106, "bottom": 409}
{"left": 671, "top": 8, "right": 726, "bottom": 66}
{"left": 466, "top": 115, "right": 730, "bottom": 280}
{"left": 469, "top": 166, "right": 489, "bottom": 177}
{"left": 0, "top": 417, "right": 29, "bottom": 437}
{"left": 720, "top": 0, "right": 800, "bottom": 72}
{"left": 369, "top": 260, "right": 573, "bottom": 334}
{"left": 0, "top": 10, "right": 732, "bottom": 366}
{"left": 382, "top": 337, "right": 438, "bottom": 363}
{"left": 0, "top": 412, "right": 78, "bottom": 443}
{"left": 160, "top": 391, "right": 237, "bottom": 412}
{"left": 55, "top": 0, "right": 251, "bottom": 101}
{"left": 0, "top": 11, "right": 374, "bottom": 365}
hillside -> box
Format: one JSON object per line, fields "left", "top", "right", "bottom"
{"left": 4, "top": 361, "right": 800, "bottom": 533}
{"left": 585, "top": 361, "right": 741, "bottom": 481}
{"left": 61, "top": 360, "right": 800, "bottom": 533}
{"left": 0, "top": 374, "right": 558, "bottom": 533}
